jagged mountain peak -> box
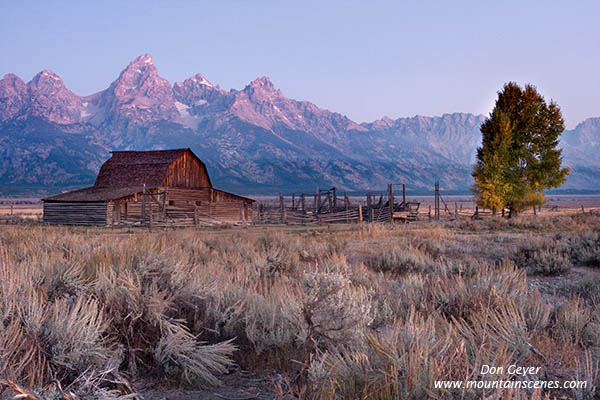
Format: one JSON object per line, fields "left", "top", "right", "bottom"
{"left": 248, "top": 76, "right": 275, "bottom": 88}
{"left": 133, "top": 53, "right": 154, "bottom": 65}
{"left": 22, "top": 69, "right": 84, "bottom": 124}
{"left": 2, "top": 73, "right": 25, "bottom": 84}
{"left": 114, "top": 54, "right": 161, "bottom": 86}
{"left": 29, "top": 69, "right": 66, "bottom": 90}
{"left": 90, "top": 54, "right": 178, "bottom": 124}
{"left": 173, "top": 72, "right": 219, "bottom": 95}
{"left": 125, "top": 54, "right": 155, "bottom": 70}
{"left": 179, "top": 72, "right": 214, "bottom": 87}
{"left": 244, "top": 76, "right": 279, "bottom": 96}
{"left": 0, "top": 74, "right": 27, "bottom": 121}
{"left": 172, "top": 72, "right": 226, "bottom": 109}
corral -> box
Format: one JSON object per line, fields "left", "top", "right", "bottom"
{"left": 256, "top": 184, "right": 420, "bottom": 225}
{"left": 42, "top": 149, "right": 254, "bottom": 226}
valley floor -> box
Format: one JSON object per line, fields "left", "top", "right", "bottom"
{"left": 1, "top": 211, "right": 599, "bottom": 399}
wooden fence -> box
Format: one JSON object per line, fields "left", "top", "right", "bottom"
{"left": 254, "top": 184, "right": 419, "bottom": 225}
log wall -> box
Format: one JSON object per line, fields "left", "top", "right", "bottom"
{"left": 43, "top": 202, "right": 108, "bottom": 226}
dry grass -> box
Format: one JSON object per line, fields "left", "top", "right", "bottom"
{"left": 0, "top": 212, "right": 599, "bottom": 398}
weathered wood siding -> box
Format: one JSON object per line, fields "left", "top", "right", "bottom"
{"left": 166, "top": 188, "right": 252, "bottom": 224}
{"left": 43, "top": 202, "right": 107, "bottom": 226}
{"left": 165, "top": 150, "right": 211, "bottom": 188}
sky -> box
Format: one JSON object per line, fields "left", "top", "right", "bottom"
{"left": 1, "top": 1, "right": 598, "bottom": 128}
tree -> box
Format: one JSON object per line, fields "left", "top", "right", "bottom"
{"left": 472, "top": 82, "right": 569, "bottom": 217}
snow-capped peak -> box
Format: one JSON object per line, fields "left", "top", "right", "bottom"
{"left": 189, "top": 73, "right": 213, "bottom": 87}
{"left": 40, "top": 70, "right": 61, "bottom": 81}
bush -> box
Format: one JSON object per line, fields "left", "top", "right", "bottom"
{"left": 0, "top": 230, "right": 237, "bottom": 395}
{"left": 561, "top": 277, "right": 600, "bottom": 303}
{"left": 566, "top": 232, "right": 600, "bottom": 267}
{"left": 300, "top": 271, "right": 373, "bottom": 350}
{"left": 553, "top": 299, "right": 600, "bottom": 348}
{"left": 513, "top": 239, "right": 572, "bottom": 275}
{"left": 366, "top": 247, "right": 437, "bottom": 276}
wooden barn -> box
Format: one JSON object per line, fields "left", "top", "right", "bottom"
{"left": 43, "top": 148, "right": 254, "bottom": 226}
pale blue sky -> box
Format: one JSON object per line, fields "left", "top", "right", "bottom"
{"left": 1, "top": 1, "right": 598, "bottom": 128}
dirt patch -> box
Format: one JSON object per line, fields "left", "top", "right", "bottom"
{"left": 137, "top": 369, "right": 279, "bottom": 400}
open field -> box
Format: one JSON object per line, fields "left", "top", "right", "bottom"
{"left": 2, "top": 194, "right": 600, "bottom": 219}
{"left": 0, "top": 213, "right": 599, "bottom": 399}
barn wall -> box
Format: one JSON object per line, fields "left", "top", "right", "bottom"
{"left": 165, "top": 151, "right": 211, "bottom": 188}
{"left": 44, "top": 189, "right": 252, "bottom": 227}
{"left": 165, "top": 188, "right": 252, "bottom": 224}
{"left": 43, "top": 202, "right": 107, "bottom": 226}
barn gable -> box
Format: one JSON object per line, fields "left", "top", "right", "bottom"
{"left": 94, "top": 148, "right": 212, "bottom": 188}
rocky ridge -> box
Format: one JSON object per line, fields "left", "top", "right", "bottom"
{"left": 0, "top": 54, "right": 598, "bottom": 194}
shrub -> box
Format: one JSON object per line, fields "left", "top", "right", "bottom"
{"left": 300, "top": 271, "right": 373, "bottom": 351}
{"left": 309, "top": 309, "right": 450, "bottom": 399}
{"left": 427, "top": 261, "right": 527, "bottom": 321}
{"left": 553, "top": 299, "right": 599, "bottom": 348}
{"left": 0, "top": 230, "right": 237, "bottom": 395}
{"left": 366, "top": 247, "right": 436, "bottom": 276}
{"left": 561, "top": 277, "right": 600, "bottom": 303}
{"left": 566, "top": 232, "right": 600, "bottom": 267}
{"left": 513, "top": 239, "right": 572, "bottom": 275}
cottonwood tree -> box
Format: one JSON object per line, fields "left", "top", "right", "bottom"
{"left": 472, "top": 82, "right": 569, "bottom": 217}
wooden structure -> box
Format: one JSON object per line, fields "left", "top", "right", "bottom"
{"left": 43, "top": 149, "right": 254, "bottom": 226}
{"left": 256, "top": 184, "right": 420, "bottom": 225}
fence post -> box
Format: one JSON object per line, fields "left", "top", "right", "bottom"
{"left": 402, "top": 183, "right": 406, "bottom": 205}
{"left": 141, "top": 185, "right": 146, "bottom": 224}
{"left": 301, "top": 193, "right": 306, "bottom": 214}
{"left": 333, "top": 187, "right": 337, "bottom": 209}
{"left": 327, "top": 190, "right": 333, "bottom": 213}
{"left": 366, "top": 194, "right": 372, "bottom": 222}
{"left": 10, "top": 204, "right": 13, "bottom": 215}
{"left": 317, "top": 189, "right": 321, "bottom": 214}
{"left": 358, "top": 203, "right": 363, "bottom": 222}
{"left": 388, "top": 183, "right": 394, "bottom": 222}
{"left": 280, "top": 193, "right": 285, "bottom": 224}
{"left": 240, "top": 201, "right": 245, "bottom": 223}
{"left": 434, "top": 181, "right": 440, "bottom": 221}
{"left": 428, "top": 205, "right": 431, "bottom": 222}
{"left": 345, "top": 193, "right": 349, "bottom": 223}
{"left": 533, "top": 205, "right": 537, "bottom": 216}
{"left": 292, "top": 193, "right": 296, "bottom": 210}
{"left": 455, "top": 202, "right": 458, "bottom": 219}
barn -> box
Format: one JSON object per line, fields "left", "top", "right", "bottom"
{"left": 43, "top": 148, "right": 254, "bottom": 226}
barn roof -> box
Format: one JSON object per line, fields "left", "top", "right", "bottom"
{"left": 43, "top": 186, "right": 144, "bottom": 202}
{"left": 94, "top": 148, "right": 211, "bottom": 188}
{"left": 42, "top": 148, "right": 254, "bottom": 203}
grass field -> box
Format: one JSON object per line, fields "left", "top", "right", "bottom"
{"left": 0, "top": 212, "right": 599, "bottom": 399}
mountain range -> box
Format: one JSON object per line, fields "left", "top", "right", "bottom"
{"left": 1, "top": 54, "right": 599, "bottom": 196}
